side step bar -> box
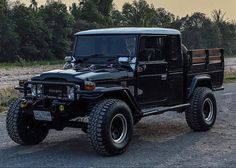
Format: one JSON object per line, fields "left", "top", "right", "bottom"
{"left": 141, "top": 103, "right": 190, "bottom": 117}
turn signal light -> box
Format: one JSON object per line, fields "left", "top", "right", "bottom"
{"left": 84, "top": 81, "right": 96, "bottom": 91}
{"left": 59, "top": 105, "right": 65, "bottom": 112}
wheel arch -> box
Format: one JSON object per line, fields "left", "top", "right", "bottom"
{"left": 99, "top": 88, "right": 141, "bottom": 115}
{"left": 188, "top": 75, "right": 213, "bottom": 99}
{"left": 80, "top": 87, "right": 141, "bottom": 116}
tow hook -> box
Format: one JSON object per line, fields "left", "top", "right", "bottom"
{"left": 20, "top": 99, "right": 33, "bottom": 109}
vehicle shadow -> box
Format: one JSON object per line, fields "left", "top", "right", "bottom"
{"left": 0, "top": 120, "right": 208, "bottom": 167}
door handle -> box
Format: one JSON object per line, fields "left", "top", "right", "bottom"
{"left": 161, "top": 74, "right": 167, "bottom": 80}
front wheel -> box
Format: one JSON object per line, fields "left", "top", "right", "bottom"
{"left": 87, "top": 99, "right": 133, "bottom": 156}
{"left": 6, "top": 99, "right": 49, "bottom": 145}
{"left": 185, "top": 87, "right": 217, "bottom": 131}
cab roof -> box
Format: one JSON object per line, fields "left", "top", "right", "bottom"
{"left": 75, "top": 27, "right": 181, "bottom": 36}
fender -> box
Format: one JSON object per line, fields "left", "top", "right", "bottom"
{"left": 79, "top": 86, "right": 141, "bottom": 114}
{"left": 187, "top": 75, "right": 212, "bottom": 99}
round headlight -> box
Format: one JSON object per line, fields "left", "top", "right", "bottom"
{"left": 37, "top": 84, "right": 43, "bottom": 95}
{"left": 67, "top": 87, "right": 74, "bottom": 100}
{"left": 30, "top": 84, "right": 42, "bottom": 97}
{"left": 31, "top": 85, "right": 37, "bottom": 96}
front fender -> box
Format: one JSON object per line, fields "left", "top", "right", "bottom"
{"left": 79, "top": 86, "right": 141, "bottom": 114}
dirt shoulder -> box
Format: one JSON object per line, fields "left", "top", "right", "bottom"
{"left": 0, "top": 65, "right": 61, "bottom": 112}
{"left": 0, "top": 65, "right": 61, "bottom": 89}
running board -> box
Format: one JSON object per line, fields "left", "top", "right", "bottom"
{"left": 141, "top": 103, "right": 190, "bottom": 117}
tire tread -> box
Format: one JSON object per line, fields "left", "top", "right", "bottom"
{"left": 185, "top": 87, "right": 216, "bottom": 131}
{"left": 87, "top": 99, "right": 132, "bottom": 155}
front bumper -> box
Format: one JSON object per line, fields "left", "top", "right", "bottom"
{"left": 23, "top": 81, "right": 80, "bottom": 101}
{"left": 20, "top": 98, "right": 87, "bottom": 130}
{"left": 21, "top": 98, "right": 79, "bottom": 119}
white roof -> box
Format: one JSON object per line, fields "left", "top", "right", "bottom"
{"left": 75, "top": 27, "right": 181, "bottom": 36}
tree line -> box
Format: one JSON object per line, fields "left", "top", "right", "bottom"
{"left": 0, "top": 0, "right": 236, "bottom": 63}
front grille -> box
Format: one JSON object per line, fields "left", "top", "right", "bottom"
{"left": 43, "top": 85, "right": 68, "bottom": 98}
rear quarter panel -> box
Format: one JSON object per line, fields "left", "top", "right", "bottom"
{"left": 187, "top": 62, "right": 224, "bottom": 90}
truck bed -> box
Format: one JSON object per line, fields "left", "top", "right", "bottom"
{"left": 187, "top": 48, "right": 224, "bottom": 91}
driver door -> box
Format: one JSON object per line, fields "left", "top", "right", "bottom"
{"left": 136, "top": 36, "right": 168, "bottom": 106}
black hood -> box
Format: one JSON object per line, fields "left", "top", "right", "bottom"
{"left": 31, "top": 69, "right": 133, "bottom": 84}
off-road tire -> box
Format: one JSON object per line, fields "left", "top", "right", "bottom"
{"left": 87, "top": 99, "right": 133, "bottom": 156}
{"left": 185, "top": 87, "right": 217, "bottom": 131}
{"left": 6, "top": 99, "right": 49, "bottom": 145}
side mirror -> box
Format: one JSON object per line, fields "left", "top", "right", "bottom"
{"left": 65, "top": 56, "right": 72, "bottom": 63}
{"left": 64, "top": 56, "right": 73, "bottom": 69}
{"left": 118, "top": 57, "right": 130, "bottom": 64}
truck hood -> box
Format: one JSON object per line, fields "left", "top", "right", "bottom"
{"left": 31, "top": 69, "right": 133, "bottom": 84}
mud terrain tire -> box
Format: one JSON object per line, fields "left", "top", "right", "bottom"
{"left": 6, "top": 99, "right": 49, "bottom": 145}
{"left": 185, "top": 87, "right": 217, "bottom": 131}
{"left": 87, "top": 99, "right": 133, "bottom": 156}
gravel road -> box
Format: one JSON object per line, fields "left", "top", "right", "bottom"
{"left": 0, "top": 82, "right": 236, "bottom": 167}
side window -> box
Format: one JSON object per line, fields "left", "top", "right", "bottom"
{"left": 139, "top": 36, "right": 165, "bottom": 61}
{"left": 167, "top": 35, "right": 181, "bottom": 61}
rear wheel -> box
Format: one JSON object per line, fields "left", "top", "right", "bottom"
{"left": 185, "top": 87, "right": 217, "bottom": 131}
{"left": 6, "top": 99, "right": 49, "bottom": 145}
{"left": 87, "top": 99, "right": 133, "bottom": 156}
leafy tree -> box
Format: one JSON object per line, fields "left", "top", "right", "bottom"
{"left": 217, "top": 22, "right": 236, "bottom": 55}
{"left": 73, "top": 19, "right": 99, "bottom": 32}
{"left": 211, "top": 10, "right": 236, "bottom": 55}
{"left": 76, "top": 0, "right": 112, "bottom": 27}
{"left": 30, "top": 0, "right": 38, "bottom": 11}
{"left": 178, "top": 12, "right": 222, "bottom": 49}
{"left": 111, "top": 9, "right": 124, "bottom": 26}
{"left": 150, "top": 8, "right": 175, "bottom": 27}
{"left": 70, "top": 2, "right": 80, "bottom": 20}
{"left": 97, "top": 0, "right": 113, "bottom": 17}
{"left": 0, "top": 0, "right": 19, "bottom": 62}
{"left": 11, "top": 4, "right": 50, "bottom": 60}
{"left": 1, "top": 0, "right": 236, "bottom": 63}
{"left": 39, "top": 1, "right": 75, "bottom": 59}
{"left": 78, "top": 0, "right": 102, "bottom": 23}
{"left": 211, "top": 9, "right": 227, "bottom": 23}
{"left": 122, "top": 0, "right": 156, "bottom": 26}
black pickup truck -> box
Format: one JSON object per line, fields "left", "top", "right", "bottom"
{"left": 6, "top": 28, "right": 224, "bottom": 156}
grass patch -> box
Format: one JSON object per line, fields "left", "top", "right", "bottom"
{"left": 0, "top": 59, "right": 64, "bottom": 69}
{"left": 224, "top": 71, "right": 236, "bottom": 83}
{"left": 0, "top": 87, "right": 19, "bottom": 113}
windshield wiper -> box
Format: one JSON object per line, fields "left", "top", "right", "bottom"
{"left": 74, "top": 54, "right": 105, "bottom": 64}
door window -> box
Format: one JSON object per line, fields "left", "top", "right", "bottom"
{"left": 167, "top": 35, "right": 181, "bottom": 61}
{"left": 139, "top": 36, "right": 165, "bottom": 61}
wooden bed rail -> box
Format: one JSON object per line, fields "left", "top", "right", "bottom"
{"left": 188, "top": 48, "right": 224, "bottom": 67}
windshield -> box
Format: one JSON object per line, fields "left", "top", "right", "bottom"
{"left": 73, "top": 35, "right": 137, "bottom": 64}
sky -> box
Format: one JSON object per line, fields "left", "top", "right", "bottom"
{"left": 22, "top": 0, "right": 236, "bottom": 21}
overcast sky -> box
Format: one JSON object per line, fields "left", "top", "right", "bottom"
{"left": 22, "top": 0, "right": 236, "bottom": 21}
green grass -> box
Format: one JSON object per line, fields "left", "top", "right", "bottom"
{"left": 0, "top": 59, "right": 64, "bottom": 69}
{"left": 0, "top": 87, "right": 19, "bottom": 113}
{"left": 224, "top": 72, "right": 236, "bottom": 83}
